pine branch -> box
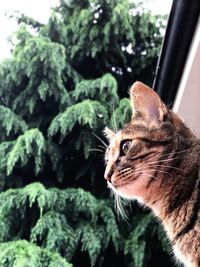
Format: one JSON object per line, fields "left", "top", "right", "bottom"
{"left": 72, "top": 73, "right": 119, "bottom": 113}
{"left": 0, "top": 183, "right": 120, "bottom": 266}
{"left": 110, "top": 98, "right": 132, "bottom": 130}
{"left": 0, "top": 240, "right": 72, "bottom": 267}
{"left": 30, "top": 211, "right": 78, "bottom": 260}
{"left": 13, "top": 34, "right": 70, "bottom": 110}
{"left": 0, "top": 105, "right": 28, "bottom": 141}
{"left": 0, "top": 129, "right": 46, "bottom": 176}
{"left": 0, "top": 28, "right": 71, "bottom": 125}
{"left": 76, "top": 223, "right": 102, "bottom": 266}
{"left": 7, "top": 11, "right": 44, "bottom": 30}
{"left": 48, "top": 99, "right": 108, "bottom": 139}
{"left": 124, "top": 214, "right": 153, "bottom": 267}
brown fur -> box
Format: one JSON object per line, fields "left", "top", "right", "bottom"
{"left": 104, "top": 82, "right": 200, "bottom": 267}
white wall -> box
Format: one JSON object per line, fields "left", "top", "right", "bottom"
{"left": 173, "top": 18, "right": 200, "bottom": 137}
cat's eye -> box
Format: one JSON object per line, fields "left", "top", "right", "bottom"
{"left": 121, "top": 140, "right": 132, "bottom": 155}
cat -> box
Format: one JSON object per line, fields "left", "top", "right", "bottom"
{"left": 104, "top": 81, "right": 200, "bottom": 267}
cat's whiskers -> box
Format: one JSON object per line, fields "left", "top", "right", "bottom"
{"left": 119, "top": 172, "right": 136, "bottom": 182}
{"left": 145, "top": 163, "right": 182, "bottom": 172}
{"left": 117, "top": 169, "right": 133, "bottom": 180}
{"left": 112, "top": 171, "right": 159, "bottom": 218}
{"left": 92, "top": 132, "right": 108, "bottom": 149}
{"left": 118, "top": 167, "right": 132, "bottom": 175}
{"left": 98, "top": 144, "right": 107, "bottom": 151}
{"left": 115, "top": 194, "right": 129, "bottom": 221}
{"left": 107, "top": 141, "right": 192, "bottom": 215}
{"left": 129, "top": 152, "right": 164, "bottom": 163}
{"left": 161, "top": 148, "right": 191, "bottom": 158}
{"left": 89, "top": 133, "right": 108, "bottom": 155}
{"left": 148, "top": 168, "right": 172, "bottom": 177}
{"left": 120, "top": 170, "right": 160, "bottom": 183}
{"left": 142, "top": 157, "right": 181, "bottom": 167}
{"left": 115, "top": 156, "right": 177, "bottom": 182}
{"left": 118, "top": 168, "right": 151, "bottom": 182}
{"left": 111, "top": 104, "right": 118, "bottom": 133}
{"left": 131, "top": 161, "right": 173, "bottom": 176}
{"left": 124, "top": 160, "right": 173, "bottom": 179}
{"left": 128, "top": 156, "right": 163, "bottom": 170}
{"left": 142, "top": 172, "right": 160, "bottom": 182}
{"left": 88, "top": 148, "right": 105, "bottom": 153}
{"left": 134, "top": 156, "right": 181, "bottom": 166}
{"left": 133, "top": 165, "right": 172, "bottom": 177}
{"left": 109, "top": 183, "right": 129, "bottom": 220}
{"left": 119, "top": 167, "right": 132, "bottom": 172}
{"left": 147, "top": 148, "right": 191, "bottom": 160}
{"left": 131, "top": 160, "right": 173, "bottom": 176}
{"left": 130, "top": 147, "right": 191, "bottom": 165}
{"left": 117, "top": 162, "right": 155, "bottom": 180}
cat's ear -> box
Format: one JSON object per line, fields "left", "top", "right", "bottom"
{"left": 129, "top": 81, "right": 168, "bottom": 124}
{"left": 103, "top": 127, "right": 115, "bottom": 141}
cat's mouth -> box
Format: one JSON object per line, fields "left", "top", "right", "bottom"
{"left": 107, "top": 179, "right": 139, "bottom": 200}
{"left": 110, "top": 175, "right": 140, "bottom": 188}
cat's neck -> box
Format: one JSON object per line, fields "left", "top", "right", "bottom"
{"left": 146, "top": 139, "right": 200, "bottom": 240}
{"left": 150, "top": 172, "right": 199, "bottom": 240}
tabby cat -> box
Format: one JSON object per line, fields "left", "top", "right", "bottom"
{"left": 104, "top": 82, "right": 200, "bottom": 267}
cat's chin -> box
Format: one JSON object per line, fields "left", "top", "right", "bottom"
{"left": 107, "top": 181, "right": 144, "bottom": 203}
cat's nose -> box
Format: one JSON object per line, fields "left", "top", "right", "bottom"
{"left": 104, "top": 170, "right": 113, "bottom": 182}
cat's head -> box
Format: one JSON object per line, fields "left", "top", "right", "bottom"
{"left": 104, "top": 82, "right": 193, "bottom": 204}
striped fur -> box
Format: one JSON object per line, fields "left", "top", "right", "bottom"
{"left": 104, "top": 82, "right": 200, "bottom": 267}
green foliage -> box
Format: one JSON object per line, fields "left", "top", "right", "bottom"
{"left": 72, "top": 73, "right": 119, "bottom": 113}
{"left": 123, "top": 213, "right": 173, "bottom": 267}
{"left": 0, "top": 105, "right": 28, "bottom": 141}
{"left": 48, "top": 99, "right": 109, "bottom": 158}
{"left": 124, "top": 214, "right": 153, "bottom": 267}
{"left": 0, "top": 0, "right": 174, "bottom": 267}
{"left": 0, "top": 183, "right": 120, "bottom": 266}
{"left": 53, "top": 0, "right": 165, "bottom": 95}
{"left": 30, "top": 211, "right": 78, "bottom": 259}
{"left": 7, "top": 11, "right": 44, "bottom": 30}
{"left": 0, "top": 240, "right": 72, "bottom": 267}
{"left": 49, "top": 100, "right": 108, "bottom": 137}
{"left": 62, "top": 0, "right": 135, "bottom": 61}
{"left": 0, "top": 27, "right": 70, "bottom": 128}
{"left": 110, "top": 98, "right": 132, "bottom": 129}
{"left": 0, "top": 129, "right": 45, "bottom": 177}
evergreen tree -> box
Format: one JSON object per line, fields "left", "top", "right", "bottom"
{"left": 0, "top": 0, "right": 175, "bottom": 266}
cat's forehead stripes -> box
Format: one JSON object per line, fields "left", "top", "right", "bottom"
{"left": 110, "top": 131, "right": 131, "bottom": 148}
{"left": 109, "top": 131, "right": 122, "bottom": 161}
{"left": 109, "top": 130, "right": 137, "bottom": 153}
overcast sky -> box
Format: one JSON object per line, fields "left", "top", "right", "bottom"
{"left": 0, "top": 0, "right": 172, "bottom": 60}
